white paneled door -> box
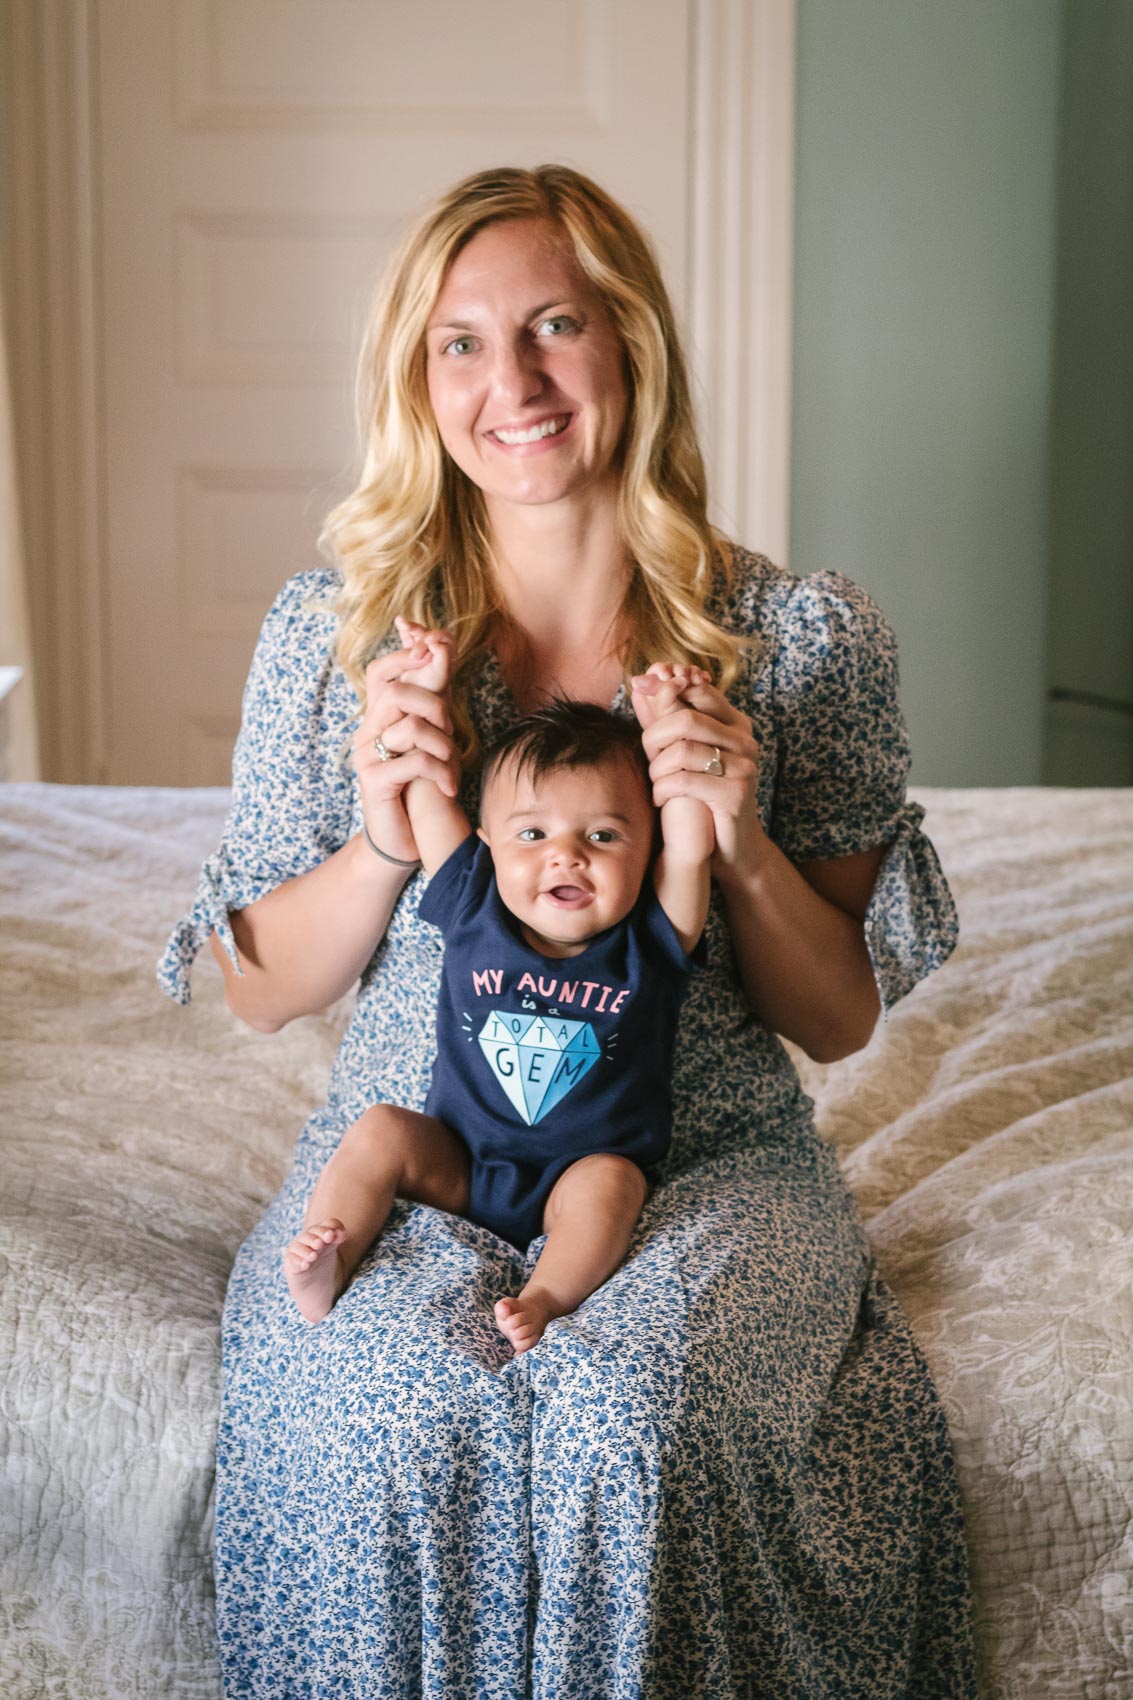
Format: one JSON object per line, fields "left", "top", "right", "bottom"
{"left": 96, "top": 0, "right": 694, "bottom": 783}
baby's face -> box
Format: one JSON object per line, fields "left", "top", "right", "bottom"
{"left": 477, "top": 755, "right": 656, "bottom": 958}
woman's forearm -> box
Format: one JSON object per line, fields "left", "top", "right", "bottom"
{"left": 209, "top": 831, "right": 413, "bottom": 1032}
{"left": 714, "top": 832, "right": 880, "bottom": 1063}
{"left": 206, "top": 617, "right": 460, "bottom": 1032}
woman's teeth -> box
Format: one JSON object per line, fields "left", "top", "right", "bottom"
{"left": 491, "top": 415, "right": 571, "bottom": 445}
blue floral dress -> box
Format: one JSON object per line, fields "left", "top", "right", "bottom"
{"left": 159, "top": 544, "right": 977, "bottom": 1699}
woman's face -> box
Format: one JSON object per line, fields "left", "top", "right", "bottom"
{"left": 423, "top": 217, "right": 630, "bottom": 513}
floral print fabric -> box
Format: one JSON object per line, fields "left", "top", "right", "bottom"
{"left": 159, "top": 545, "right": 976, "bottom": 1698}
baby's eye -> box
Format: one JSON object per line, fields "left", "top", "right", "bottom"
{"left": 517, "top": 828, "right": 544, "bottom": 842}
{"left": 588, "top": 829, "right": 617, "bottom": 844}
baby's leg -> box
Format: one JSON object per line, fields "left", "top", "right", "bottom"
{"left": 284, "top": 1104, "right": 471, "bottom": 1323}
{"left": 494, "top": 1154, "right": 651, "bottom": 1356}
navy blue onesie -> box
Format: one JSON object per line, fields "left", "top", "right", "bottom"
{"left": 417, "top": 833, "right": 707, "bottom": 1250}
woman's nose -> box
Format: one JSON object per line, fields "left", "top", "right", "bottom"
{"left": 490, "top": 337, "right": 547, "bottom": 404}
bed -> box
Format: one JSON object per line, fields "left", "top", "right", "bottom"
{"left": 1, "top": 780, "right": 1130, "bottom": 1699}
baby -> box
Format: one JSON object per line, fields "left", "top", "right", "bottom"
{"left": 284, "top": 619, "right": 714, "bottom": 1356}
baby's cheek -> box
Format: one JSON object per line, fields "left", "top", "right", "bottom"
{"left": 491, "top": 860, "right": 528, "bottom": 917}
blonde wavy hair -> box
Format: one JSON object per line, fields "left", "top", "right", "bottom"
{"left": 320, "top": 163, "right": 756, "bottom": 770}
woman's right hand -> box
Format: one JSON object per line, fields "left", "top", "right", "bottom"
{"left": 352, "top": 628, "right": 460, "bottom": 861}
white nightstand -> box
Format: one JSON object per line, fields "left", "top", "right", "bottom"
{"left": 0, "top": 667, "right": 23, "bottom": 780}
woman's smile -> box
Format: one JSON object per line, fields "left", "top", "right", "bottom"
{"left": 485, "top": 411, "right": 576, "bottom": 451}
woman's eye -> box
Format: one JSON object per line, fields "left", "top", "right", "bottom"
{"left": 538, "top": 316, "right": 577, "bottom": 337}
{"left": 442, "top": 335, "right": 475, "bottom": 357}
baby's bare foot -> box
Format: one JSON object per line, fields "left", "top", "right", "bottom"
{"left": 283, "top": 1220, "right": 348, "bottom": 1323}
{"left": 494, "top": 1291, "right": 559, "bottom": 1357}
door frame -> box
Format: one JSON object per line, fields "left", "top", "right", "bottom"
{"left": 3, "top": 0, "right": 107, "bottom": 782}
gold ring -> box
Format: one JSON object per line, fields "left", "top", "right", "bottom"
{"left": 703, "top": 746, "right": 723, "bottom": 777}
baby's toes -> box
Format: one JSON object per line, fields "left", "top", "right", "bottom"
{"left": 291, "top": 1224, "right": 341, "bottom": 1259}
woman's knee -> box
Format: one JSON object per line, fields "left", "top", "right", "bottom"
{"left": 532, "top": 1325, "right": 686, "bottom": 1456}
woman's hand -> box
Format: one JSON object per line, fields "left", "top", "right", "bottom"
{"left": 352, "top": 619, "right": 459, "bottom": 862}
{"left": 630, "top": 663, "right": 765, "bottom": 877}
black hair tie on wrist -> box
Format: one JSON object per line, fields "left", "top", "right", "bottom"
{"left": 361, "top": 819, "right": 422, "bottom": 869}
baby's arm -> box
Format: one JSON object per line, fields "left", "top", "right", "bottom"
{"left": 632, "top": 665, "right": 714, "bottom": 956}
{"left": 394, "top": 617, "right": 474, "bottom": 877}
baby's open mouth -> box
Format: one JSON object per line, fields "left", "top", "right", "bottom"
{"left": 545, "top": 885, "right": 591, "bottom": 904}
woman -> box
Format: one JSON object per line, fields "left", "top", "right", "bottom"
{"left": 160, "top": 165, "right": 977, "bottom": 1698}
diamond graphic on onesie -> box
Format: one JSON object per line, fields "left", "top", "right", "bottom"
{"left": 476, "top": 1010, "right": 601, "bottom": 1125}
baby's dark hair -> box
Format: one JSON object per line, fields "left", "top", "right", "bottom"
{"left": 478, "top": 696, "right": 650, "bottom": 812}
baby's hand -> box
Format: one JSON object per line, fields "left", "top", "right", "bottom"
{"left": 630, "top": 662, "right": 710, "bottom": 729}
{"left": 631, "top": 662, "right": 716, "bottom": 865}
{"left": 394, "top": 615, "right": 453, "bottom": 697}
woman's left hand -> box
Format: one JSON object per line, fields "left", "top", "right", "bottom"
{"left": 630, "top": 664, "right": 765, "bottom": 876}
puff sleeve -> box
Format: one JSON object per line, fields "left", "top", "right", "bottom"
{"left": 768, "top": 571, "right": 958, "bottom": 1015}
{"left": 156, "top": 569, "right": 354, "bottom": 1005}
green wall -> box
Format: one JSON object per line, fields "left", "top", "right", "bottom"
{"left": 790, "top": 0, "right": 1063, "bottom": 786}
{"left": 1044, "top": 0, "right": 1133, "bottom": 784}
